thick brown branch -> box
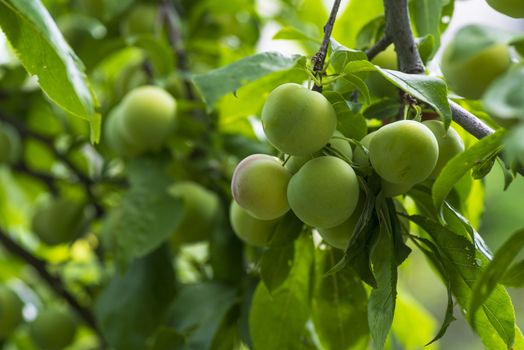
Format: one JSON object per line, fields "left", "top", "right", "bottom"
{"left": 0, "top": 226, "right": 100, "bottom": 335}
{"left": 311, "top": 0, "right": 343, "bottom": 92}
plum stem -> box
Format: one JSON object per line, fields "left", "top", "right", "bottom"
{"left": 312, "top": 0, "right": 343, "bottom": 92}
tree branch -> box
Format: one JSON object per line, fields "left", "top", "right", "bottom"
{"left": 449, "top": 101, "right": 494, "bottom": 139}
{"left": 311, "top": 0, "right": 343, "bottom": 92}
{"left": 0, "top": 226, "right": 100, "bottom": 336}
{"left": 366, "top": 35, "right": 393, "bottom": 61}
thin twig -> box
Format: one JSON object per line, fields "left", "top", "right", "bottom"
{"left": 365, "top": 35, "right": 393, "bottom": 61}
{"left": 0, "top": 226, "right": 100, "bottom": 336}
{"left": 311, "top": 0, "right": 343, "bottom": 92}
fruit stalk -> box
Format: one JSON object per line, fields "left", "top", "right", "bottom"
{"left": 0, "top": 226, "right": 102, "bottom": 339}
{"left": 311, "top": 0, "right": 343, "bottom": 92}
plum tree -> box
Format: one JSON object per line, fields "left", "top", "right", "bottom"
{"left": 261, "top": 83, "right": 337, "bottom": 156}
{"left": 231, "top": 154, "right": 291, "bottom": 220}
{"left": 31, "top": 197, "right": 85, "bottom": 246}
{"left": 486, "top": 0, "right": 524, "bottom": 18}
{"left": 441, "top": 25, "right": 512, "bottom": 100}
{"left": 369, "top": 120, "right": 438, "bottom": 185}
{"left": 118, "top": 85, "right": 177, "bottom": 152}
{"left": 229, "top": 202, "right": 280, "bottom": 247}
{"left": 169, "top": 181, "right": 220, "bottom": 246}
{"left": 422, "top": 120, "right": 465, "bottom": 178}
{"left": 317, "top": 197, "right": 364, "bottom": 250}
{"left": 0, "top": 288, "right": 23, "bottom": 339}
{"left": 30, "top": 309, "right": 77, "bottom": 350}
{"left": 287, "top": 156, "right": 359, "bottom": 228}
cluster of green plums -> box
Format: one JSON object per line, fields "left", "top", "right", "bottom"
{"left": 0, "top": 287, "right": 76, "bottom": 349}
{"left": 104, "top": 85, "right": 178, "bottom": 157}
{"left": 229, "top": 83, "right": 465, "bottom": 249}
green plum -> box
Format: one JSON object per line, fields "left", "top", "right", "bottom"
{"left": 353, "top": 131, "right": 376, "bottom": 168}
{"left": 231, "top": 154, "right": 291, "bottom": 220}
{"left": 441, "top": 26, "right": 512, "bottom": 100}
{"left": 119, "top": 85, "right": 177, "bottom": 152}
{"left": 317, "top": 196, "right": 364, "bottom": 250}
{"left": 381, "top": 179, "right": 413, "bottom": 198}
{"left": 169, "top": 181, "right": 220, "bottom": 246}
{"left": 261, "top": 83, "right": 337, "bottom": 156}
{"left": 422, "top": 120, "right": 465, "bottom": 178}
{"left": 0, "top": 288, "right": 24, "bottom": 339}
{"left": 31, "top": 197, "right": 85, "bottom": 246}
{"left": 369, "top": 120, "right": 438, "bottom": 185}
{"left": 104, "top": 105, "right": 142, "bottom": 156}
{"left": 229, "top": 201, "right": 279, "bottom": 247}
{"left": 486, "top": 0, "right": 524, "bottom": 18}
{"left": 287, "top": 156, "right": 360, "bottom": 228}
{"left": 285, "top": 155, "right": 314, "bottom": 175}
{"left": 30, "top": 309, "right": 77, "bottom": 350}
{"left": 366, "top": 45, "right": 398, "bottom": 98}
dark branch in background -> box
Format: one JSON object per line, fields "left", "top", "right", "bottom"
{"left": 366, "top": 36, "right": 392, "bottom": 61}
{"left": 0, "top": 111, "right": 105, "bottom": 217}
{"left": 311, "top": 0, "right": 343, "bottom": 92}
{"left": 0, "top": 226, "right": 100, "bottom": 335}
{"left": 12, "top": 162, "right": 59, "bottom": 195}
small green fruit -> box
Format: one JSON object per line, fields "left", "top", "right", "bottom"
{"left": 30, "top": 309, "right": 77, "bottom": 350}
{"left": 353, "top": 131, "right": 376, "bottom": 168}
{"left": 231, "top": 154, "right": 291, "bottom": 220}
{"left": 486, "top": 0, "right": 524, "bottom": 18}
{"left": 0, "top": 288, "right": 23, "bottom": 339}
{"left": 441, "top": 25, "right": 512, "bottom": 100}
{"left": 31, "top": 198, "right": 85, "bottom": 246}
{"left": 287, "top": 156, "right": 360, "bottom": 228}
{"left": 104, "top": 105, "right": 142, "bottom": 156}
{"left": 169, "top": 181, "right": 220, "bottom": 245}
{"left": 369, "top": 120, "right": 438, "bottom": 185}
{"left": 422, "top": 120, "right": 465, "bottom": 178}
{"left": 229, "top": 202, "right": 279, "bottom": 247}
{"left": 262, "top": 83, "right": 337, "bottom": 156}
{"left": 317, "top": 197, "right": 364, "bottom": 250}
{"left": 381, "top": 179, "right": 413, "bottom": 198}
{"left": 119, "top": 86, "right": 177, "bottom": 152}
{"left": 366, "top": 45, "right": 398, "bottom": 98}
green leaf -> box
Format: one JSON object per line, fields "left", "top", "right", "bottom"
{"left": 193, "top": 52, "right": 306, "bottom": 108}
{"left": 126, "top": 35, "right": 174, "bottom": 78}
{"left": 272, "top": 26, "right": 321, "bottom": 44}
{"left": 432, "top": 130, "right": 505, "bottom": 210}
{"left": 0, "top": 0, "right": 100, "bottom": 142}
{"left": 416, "top": 34, "right": 436, "bottom": 64}
{"left": 168, "top": 283, "right": 238, "bottom": 349}
{"left": 330, "top": 40, "right": 368, "bottom": 73}
{"left": 332, "top": 0, "right": 384, "bottom": 48}
{"left": 501, "top": 259, "right": 524, "bottom": 287}
{"left": 95, "top": 246, "right": 175, "bottom": 350}
{"left": 260, "top": 244, "right": 294, "bottom": 293}
{"left": 392, "top": 289, "right": 438, "bottom": 350}
{"left": 368, "top": 206, "right": 398, "bottom": 350}
{"left": 324, "top": 91, "right": 367, "bottom": 140}
{"left": 363, "top": 99, "right": 402, "bottom": 121}
{"left": 343, "top": 74, "right": 371, "bottom": 105}
{"left": 408, "top": 215, "right": 516, "bottom": 349}
{"left": 268, "top": 211, "right": 303, "bottom": 247}
{"left": 312, "top": 248, "right": 369, "bottom": 350}
{"left": 471, "top": 229, "right": 524, "bottom": 321}
{"left": 483, "top": 64, "right": 524, "bottom": 124}
{"left": 409, "top": 0, "right": 444, "bottom": 55}
{"left": 250, "top": 234, "right": 313, "bottom": 350}
{"left": 101, "top": 157, "right": 183, "bottom": 268}
{"left": 375, "top": 69, "right": 452, "bottom": 126}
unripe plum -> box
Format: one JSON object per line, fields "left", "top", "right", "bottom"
{"left": 261, "top": 83, "right": 337, "bottom": 156}
{"left": 441, "top": 26, "right": 511, "bottom": 100}
{"left": 0, "top": 288, "right": 23, "bottom": 339}
{"left": 381, "top": 179, "right": 413, "bottom": 198}
{"left": 30, "top": 309, "right": 77, "bottom": 350}
{"left": 317, "top": 196, "right": 364, "bottom": 250}
{"left": 31, "top": 197, "right": 85, "bottom": 246}
{"left": 422, "top": 120, "right": 465, "bottom": 178}
{"left": 366, "top": 45, "right": 398, "bottom": 98}
{"left": 119, "top": 86, "right": 177, "bottom": 151}
{"left": 104, "top": 105, "right": 142, "bottom": 157}
{"left": 353, "top": 131, "right": 376, "bottom": 168}
{"left": 287, "top": 156, "right": 360, "bottom": 228}
{"left": 369, "top": 120, "right": 438, "bottom": 185}
{"left": 231, "top": 154, "right": 291, "bottom": 220}
{"left": 169, "top": 181, "right": 220, "bottom": 246}
{"left": 486, "top": 0, "right": 524, "bottom": 18}
{"left": 229, "top": 201, "right": 279, "bottom": 247}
